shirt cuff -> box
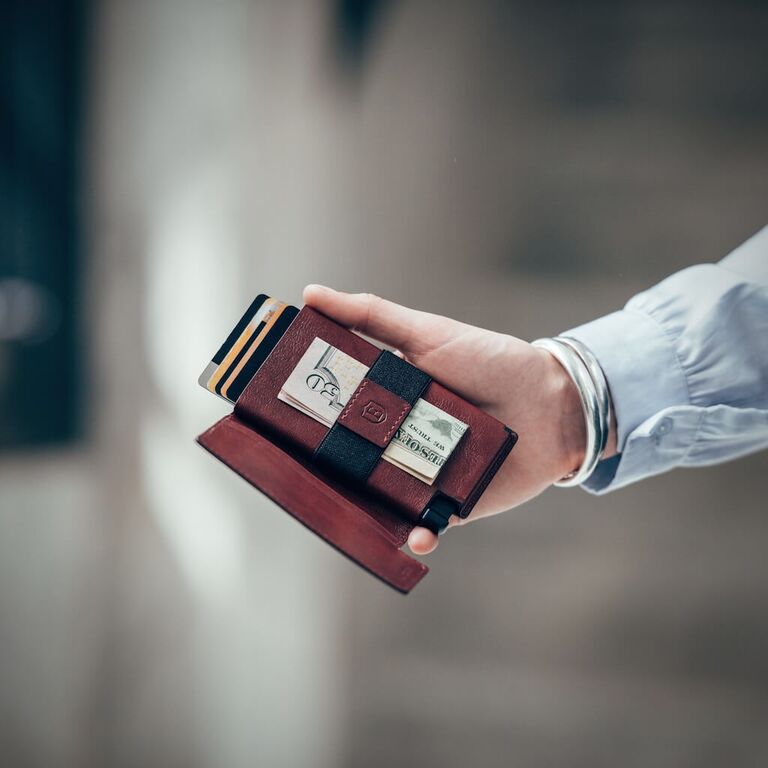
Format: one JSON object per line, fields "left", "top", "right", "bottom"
{"left": 563, "top": 307, "right": 690, "bottom": 492}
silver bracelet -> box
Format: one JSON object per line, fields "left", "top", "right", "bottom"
{"left": 531, "top": 336, "right": 609, "bottom": 487}
{"left": 557, "top": 335, "right": 612, "bottom": 458}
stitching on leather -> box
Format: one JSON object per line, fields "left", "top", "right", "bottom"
{"left": 381, "top": 401, "right": 410, "bottom": 442}
{"left": 340, "top": 379, "right": 411, "bottom": 444}
{"left": 340, "top": 380, "right": 368, "bottom": 421}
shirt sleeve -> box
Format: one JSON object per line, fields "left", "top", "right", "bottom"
{"left": 563, "top": 225, "right": 768, "bottom": 493}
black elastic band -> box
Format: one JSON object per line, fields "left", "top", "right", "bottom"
{"left": 366, "top": 351, "right": 431, "bottom": 404}
{"left": 313, "top": 350, "right": 431, "bottom": 483}
{"left": 314, "top": 428, "right": 382, "bottom": 483}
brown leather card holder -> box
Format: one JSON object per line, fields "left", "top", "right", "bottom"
{"left": 197, "top": 306, "right": 517, "bottom": 593}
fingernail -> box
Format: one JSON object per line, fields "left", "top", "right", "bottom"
{"left": 305, "top": 284, "right": 332, "bottom": 294}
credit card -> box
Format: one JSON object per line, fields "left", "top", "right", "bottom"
{"left": 214, "top": 294, "right": 268, "bottom": 365}
{"left": 203, "top": 297, "right": 284, "bottom": 395}
{"left": 213, "top": 299, "right": 285, "bottom": 396}
{"left": 198, "top": 294, "right": 269, "bottom": 392}
{"left": 220, "top": 303, "right": 299, "bottom": 401}
{"left": 199, "top": 294, "right": 299, "bottom": 403}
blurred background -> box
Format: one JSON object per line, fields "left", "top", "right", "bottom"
{"left": 1, "top": 1, "right": 767, "bottom": 766}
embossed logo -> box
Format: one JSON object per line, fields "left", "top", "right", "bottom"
{"left": 361, "top": 400, "right": 387, "bottom": 424}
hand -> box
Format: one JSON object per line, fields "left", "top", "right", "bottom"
{"left": 303, "top": 286, "right": 609, "bottom": 555}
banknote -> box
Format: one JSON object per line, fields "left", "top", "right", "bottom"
{"left": 278, "top": 338, "right": 467, "bottom": 484}
{"left": 278, "top": 337, "right": 369, "bottom": 426}
{"left": 381, "top": 397, "right": 467, "bottom": 483}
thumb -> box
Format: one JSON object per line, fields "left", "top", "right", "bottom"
{"left": 303, "top": 285, "right": 432, "bottom": 356}
{"left": 407, "top": 526, "right": 440, "bottom": 555}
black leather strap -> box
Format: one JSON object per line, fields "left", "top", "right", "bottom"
{"left": 314, "top": 350, "right": 431, "bottom": 483}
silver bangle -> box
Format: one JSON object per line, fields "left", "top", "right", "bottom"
{"left": 556, "top": 335, "right": 612, "bottom": 458}
{"left": 531, "top": 337, "right": 607, "bottom": 487}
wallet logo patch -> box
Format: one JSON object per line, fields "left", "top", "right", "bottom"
{"left": 337, "top": 378, "right": 412, "bottom": 448}
{"left": 361, "top": 400, "right": 387, "bottom": 424}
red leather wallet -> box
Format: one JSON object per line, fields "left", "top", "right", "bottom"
{"left": 197, "top": 306, "right": 517, "bottom": 593}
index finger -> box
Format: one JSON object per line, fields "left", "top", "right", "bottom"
{"left": 303, "top": 285, "right": 432, "bottom": 357}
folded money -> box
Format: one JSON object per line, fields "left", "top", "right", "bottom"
{"left": 278, "top": 338, "right": 368, "bottom": 426}
{"left": 278, "top": 337, "right": 467, "bottom": 484}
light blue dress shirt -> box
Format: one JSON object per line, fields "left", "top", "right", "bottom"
{"left": 566, "top": 225, "right": 768, "bottom": 493}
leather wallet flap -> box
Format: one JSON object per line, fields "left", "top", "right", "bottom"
{"left": 197, "top": 415, "right": 428, "bottom": 593}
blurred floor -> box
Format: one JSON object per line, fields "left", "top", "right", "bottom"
{"left": 1, "top": 1, "right": 767, "bottom": 767}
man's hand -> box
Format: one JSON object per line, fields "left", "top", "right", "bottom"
{"left": 303, "top": 285, "right": 597, "bottom": 556}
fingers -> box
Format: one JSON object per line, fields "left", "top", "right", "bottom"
{"left": 407, "top": 526, "right": 439, "bottom": 555}
{"left": 303, "top": 285, "right": 427, "bottom": 355}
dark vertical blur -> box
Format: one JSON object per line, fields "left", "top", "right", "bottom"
{"left": 0, "top": 0, "right": 88, "bottom": 448}
{"left": 333, "top": 0, "right": 395, "bottom": 75}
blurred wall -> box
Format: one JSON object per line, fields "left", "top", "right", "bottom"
{"left": 1, "top": 1, "right": 767, "bottom": 767}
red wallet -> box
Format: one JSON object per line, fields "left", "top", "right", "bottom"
{"left": 197, "top": 306, "right": 517, "bottom": 593}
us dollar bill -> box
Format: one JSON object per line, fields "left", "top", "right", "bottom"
{"left": 278, "top": 337, "right": 369, "bottom": 427}
{"left": 278, "top": 337, "right": 467, "bottom": 484}
{"left": 382, "top": 398, "right": 467, "bottom": 483}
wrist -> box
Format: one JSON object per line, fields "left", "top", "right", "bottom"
{"left": 537, "top": 347, "right": 587, "bottom": 480}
